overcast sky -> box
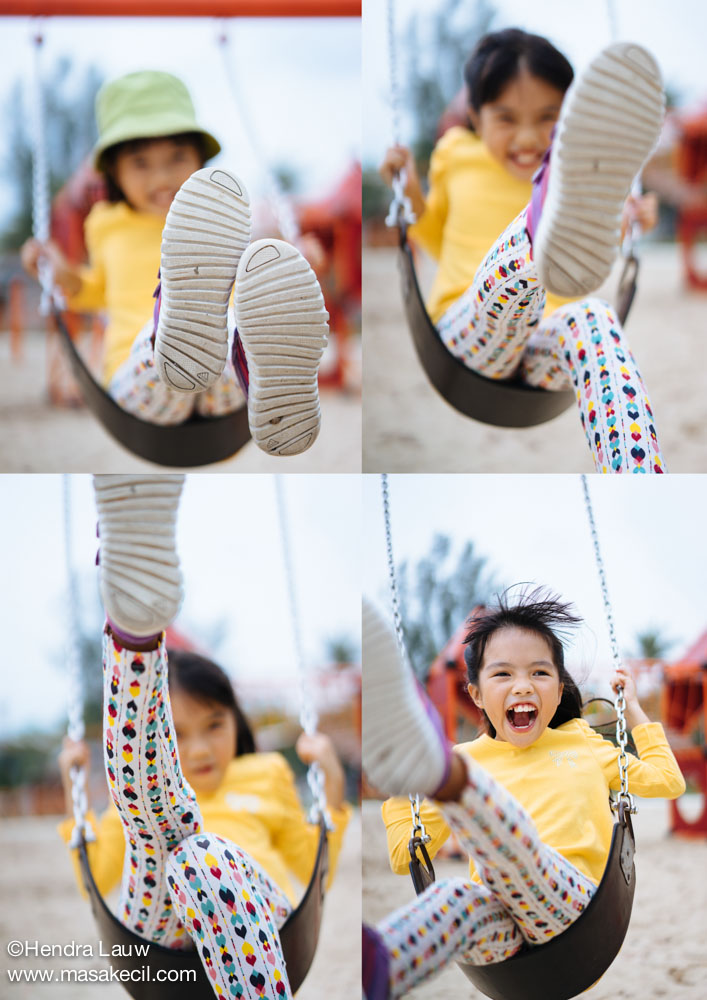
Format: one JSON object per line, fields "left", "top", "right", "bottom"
{"left": 0, "top": 474, "right": 361, "bottom": 737}
{"left": 363, "top": 0, "right": 707, "bottom": 163}
{"left": 0, "top": 15, "right": 360, "bottom": 226}
{"left": 363, "top": 473, "right": 707, "bottom": 693}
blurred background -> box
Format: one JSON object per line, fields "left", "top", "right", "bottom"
{"left": 363, "top": 0, "right": 707, "bottom": 472}
{"left": 0, "top": 6, "right": 362, "bottom": 472}
{"left": 0, "top": 472, "right": 362, "bottom": 999}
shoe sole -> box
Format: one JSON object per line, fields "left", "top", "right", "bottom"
{"left": 235, "top": 239, "right": 329, "bottom": 457}
{"left": 94, "top": 475, "right": 184, "bottom": 637}
{"left": 155, "top": 168, "right": 251, "bottom": 392}
{"left": 535, "top": 43, "right": 664, "bottom": 298}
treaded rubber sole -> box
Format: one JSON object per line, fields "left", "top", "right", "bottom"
{"left": 155, "top": 168, "right": 251, "bottom": 392}
{"left": 235, "top": 239, "right": 329, "bottom": 456}
{"left": 535, "top": 42, "right": 664, "bottom": 297}
{"left": 94, "top": 475, "right": 184, "bottom": 636}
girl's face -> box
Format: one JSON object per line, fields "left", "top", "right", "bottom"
{"left": 468, "top": 626, "right": 564, "bottom": 748}
{"left": 170, "top": 687, "right": 237, "bottom": 795}
{"left": 113, "top": 138, "right": 202, "bottom": 217}
{"left": 470, "top": 66, "right": 565, "bottom": 181}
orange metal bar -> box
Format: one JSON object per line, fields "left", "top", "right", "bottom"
{"left": 0, "top": 0, "right": 359, "bottom": 14}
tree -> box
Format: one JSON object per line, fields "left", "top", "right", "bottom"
{"left": 631, "top": 627, "right": 678, "bottom": 661}
{"left": 1, "top": 57, "right": 104, "bottom": 250}
{"left": 396, "top": 533, "right": 500, "bottom": 680}
{"left": 401, "top": 0, "right": 496, "bottom": 167}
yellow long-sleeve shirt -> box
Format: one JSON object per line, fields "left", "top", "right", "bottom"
{"left": 382, "top": 719, "right": 684, "bottom": 887}
{"left": 67, "top": 201, "right": 164, "bottom": 384}
{"left": 59, "top": 751, "right": 351, "bottom": 906}
{"left": 409, "top": 127, "right": 569, "bottom": 324}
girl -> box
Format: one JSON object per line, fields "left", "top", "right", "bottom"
{"left": 380, "top": 31, "right": 666, "bottom": 473}
{"left": 58, "top": 474, "right": 351, "bottom": 999}
{"left": 21, "top": 71, "right": 329, "bottom": 457}
{"left": 361, "top": 590, "right": 685, "bottom": 997}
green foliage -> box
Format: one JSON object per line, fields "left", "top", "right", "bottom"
{"left": 401, "top": 0, "right": 496, "bottom": 169}
{"left": 0, "top": 732, "right": 61, "bottom": 788}
{"left": 362, "top": 166, "right": 392, "bottom": 220}
{"left": 397, "top": 533, "right": 500, "bottom": 681}
{"left": 631, "top": 627, "right": 677, "bottom": 661}
{"left": 325, "top": 633, "right": 360, "bottom": 666}
{"left": 1, "top": 57, "right": 104, "bottom": 250}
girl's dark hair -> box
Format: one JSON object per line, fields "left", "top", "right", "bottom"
{"left": 463, "top": 586, "right": 583, "bottom": 738}
{"left": 101, "top": 132, "right": 208, "bottom": 204}
{"left": 464, "top": 28, "right": 574, "bottom": 127}
{"left": 167, "top": 648, "right": 256, "bottom": 757}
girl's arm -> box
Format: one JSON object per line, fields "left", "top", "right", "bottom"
{"left": 379, "top": 144, "right": 426, "bottom": 220}
{"left": 20, "top": 238, "right": 84, "bottom": 298}
{"left": 295, "top": 731, "right": 345, "bottom": 810}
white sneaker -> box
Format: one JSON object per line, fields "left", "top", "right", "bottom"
{"left": 155, "top": 168, "right": 251, "bottom": 392}
{"left": 532, "top": 43, "right": 664, "bottom": 297}
{"left": 93, "top": 475, "right": 184, "bottom": 638}
{"left": 234, "top": 239, "right": 329, "bottom": 457}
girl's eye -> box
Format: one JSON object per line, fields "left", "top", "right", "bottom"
{"left": 209, "top": 720, "right": 223, "bottom": 730}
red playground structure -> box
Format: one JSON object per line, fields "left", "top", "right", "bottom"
{"left": 675, "top": 108, "right": 707, "bottom": 290}
{"left": 662, "top": 630, "right": 707, "bottom": 837}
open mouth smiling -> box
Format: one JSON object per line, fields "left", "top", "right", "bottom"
{"left": 506, "top": 703, "right": 539, "bottom": 732}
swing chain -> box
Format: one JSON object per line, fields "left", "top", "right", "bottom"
{"left": 409, "top": 793, "right": 431, "bottom": 845}
{"left": 275, "top": 476, "right": 333, "bottom": 831}
{"left": 63, "top": 476, "right": 95, "bottom": 846}
{"left": 384, "top": 0, "right": 416, "bottom": 228}
{"left": 581, "top": 475, "right": 636, "bottom": 815}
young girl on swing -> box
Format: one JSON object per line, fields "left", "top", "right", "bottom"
{"left": 380, "top": 31, "right": 666, "bottom": 473}
{"left": 57, "top": 475, "right": 352, "bottom": 999}
{"left": 21, "top": 71, "right": 329, "bottom": 456}
{"left": 361, "top": 591, "right": 685, "bottom": 998}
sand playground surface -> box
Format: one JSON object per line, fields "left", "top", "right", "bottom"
{"left": 363, "top": 796, "right": 707, "bottom": 1000}
{"left": 363, "top": 244, "right": 707, "bottom": 473}
{"left": 1, "top": 810, "right": 360, "bottom": 1000}
{"left": 0, "top": 335, "right": 361, "bottom": 473}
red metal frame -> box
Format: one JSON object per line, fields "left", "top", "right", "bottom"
{"left": 0, "top": 0, "right": 359, "bottom": 14}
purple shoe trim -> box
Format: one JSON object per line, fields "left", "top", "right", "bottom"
{"left": 362, "top": 925, "right": 390, "bottom": 1000}
{"left": 151, "top": 270, "right": 161, "bottom": 351}
{"left": 526, "top": 145, "right": 552, "bottom": 248}
{"left": 231, "top": 328, "right": 250, "bottom": 398}
{"left": 106, "top": 616, "right": 162, "bottom": 650}
{"left": 413, "top": 676, "right": 453, "bottom": 797}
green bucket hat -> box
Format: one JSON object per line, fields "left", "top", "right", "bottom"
{"left": 93, "top": 70, "right": 221, "bottom": 171}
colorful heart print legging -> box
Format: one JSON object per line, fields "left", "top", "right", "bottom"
{"left": 103, "top": 629, "right": 293, "bottom": 999}
{"left": 436, "top": 209, "right": 666, "bottom": 474}
{"left": 377, "top": 754, "right": 597, "bottom": 997}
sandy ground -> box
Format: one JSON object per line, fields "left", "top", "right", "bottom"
{"left": 1, "top": 810, "right": 361, "bottom": 1000}
{"left": 0, "top": 334, "right": 361, "bottom": 473}
{"left": 363, "top": 244, "right": 707, "bottom": 472}
{"left": 363, "top": 796, "right": 707, "bottom": 999}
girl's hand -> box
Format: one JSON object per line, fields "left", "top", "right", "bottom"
{"left": 296, "top": 731, "right": 345, "bottom": 811}
{"left": 19, "top": 238, "right": 82, "bottom": 297}
{"left": 379, "top": 145, "right": 426, "bottom": 219}
{"left": 610, "top": 667, "right": 650, "bottom": 730}
{"left": 620, "top": 192, "right": 658, "bottom": 241}
{"left": 58, "top": 737, "right": 91, "bottom": 816}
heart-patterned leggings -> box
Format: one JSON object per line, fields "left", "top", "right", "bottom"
{"left": 436, "top": 209, "right": 666, "bottom": 474}
{"left": 377, "top": 755, "right": 597, "bottom": 997}
{"left": 103, "top": 629, "right": 293, "bottom": 999}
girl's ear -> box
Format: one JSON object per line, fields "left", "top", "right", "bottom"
{"left": 558, "top": 681, "right": 564, "bottom": 706}
{"left": 467, "top": 682, "right": 483, "bottom": 709}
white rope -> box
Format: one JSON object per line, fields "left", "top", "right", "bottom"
{"left": 63, "top": 475, "right": 95, "bottom": 846}
{"left": 274, "top": 476, "right": 332, "bottom": 829}
{"left": 216, "top": 21, "right": 300, "bottom": 245}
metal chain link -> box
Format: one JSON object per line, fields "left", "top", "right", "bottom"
{"left": 63, "top": 476, "right": 95, "bottom": 846}
{"left": 581, "top": 475, "right": 635, "bottom": 813}
{"left": 274, "top": 476, "right": 332, "bottom": 830}
{"left": 384, "top": 0, "right": 416, "bottom": 227}
{"left": 380, "top": 474, "right": 427, "bottom": 832}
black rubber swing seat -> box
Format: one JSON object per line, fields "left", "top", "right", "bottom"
{"left": 54, "top": 308, "right": 251, "bottom": 468}
{"left": 77, "top": 816, "right": 329, "bottom": 999}
{"left": 409, "top": 802, "right": 636, "bottom": 1000}
{"left": 397, "top": 222, "right": 639, "bottom": 429}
